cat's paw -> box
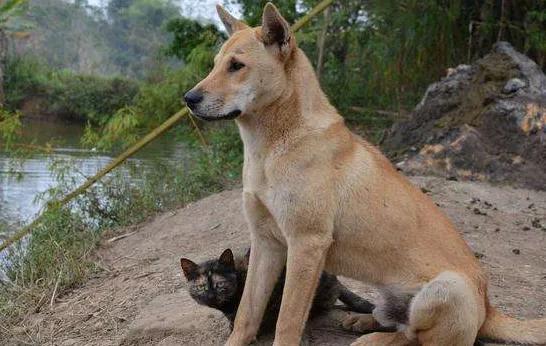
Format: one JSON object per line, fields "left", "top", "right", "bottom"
{"left": 342, "top": 312, "right": 377, "bottom": 333}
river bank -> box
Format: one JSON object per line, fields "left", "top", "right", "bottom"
{"left": 2, "top": 176, "right": 544, "bottom": 345}
{"left": 0, "top": 118, "right": 189, "bottom": 229}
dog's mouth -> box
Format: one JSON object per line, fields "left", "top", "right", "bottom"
{"left": 190, "top": 109, "right": 242, "bottom": 121}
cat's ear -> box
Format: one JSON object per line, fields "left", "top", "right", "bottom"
{"left": 180, "top": 258, "right": 199, "bottom": 280}
{"left": 219, "top": 248, "right": 235, "bottom": 268}
{"left": 216, "top": 4, "right": 248, "bottom": 36}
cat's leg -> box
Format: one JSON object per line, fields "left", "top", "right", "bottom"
{"left": 226, "top": 193, "right": 286, "bottom": 346}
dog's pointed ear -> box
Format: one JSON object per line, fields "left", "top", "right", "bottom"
{"left": 261, "top": 2, "right": 294, "bottom": 57}
{"left": 180, "top": 258, "right": 199, "bottom": 280}
{"left": 216, "top": 4, "right": 248, "bottom": 36}
{"left": 219, "top": 248, "right": 235, "bottom": 268}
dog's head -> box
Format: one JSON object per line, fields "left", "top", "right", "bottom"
{"left": 184, "top": 3, "right": 296, "bottom": 121}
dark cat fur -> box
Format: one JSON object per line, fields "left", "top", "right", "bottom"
{"left": 180, "top": 248, "right": 374, "bottom": 334}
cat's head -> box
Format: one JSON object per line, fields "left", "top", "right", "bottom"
{"left": 180, "top": 248, "right": 240, "bottom": 309}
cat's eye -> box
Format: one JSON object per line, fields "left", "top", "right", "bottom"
{"left": 228, "top": 59, "right": 245, "bottom": 72}
{"left": 215, "top": 281, "right": 226, "bottom": 288}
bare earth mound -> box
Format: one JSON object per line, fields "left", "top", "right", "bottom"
{"left": 4, "top": 177, "right": 545, "bottom": 345}
{"left": 384, "top": 42, "right": 546, "bottom": 190}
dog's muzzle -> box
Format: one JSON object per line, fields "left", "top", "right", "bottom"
{"left": 183, "top": 89, "right": 242, "bottom": 121}
{"left": 192, "top": 110, "right": 242, "bottom": 121}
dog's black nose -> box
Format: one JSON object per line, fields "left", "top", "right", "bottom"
{"left": 184, "top": 90, "right": 203, "bottom": 109}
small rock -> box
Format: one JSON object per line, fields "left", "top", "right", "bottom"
{"left": 503, "top": 78, "right": 526, "bottom": 93}
{"left": 447, "top": 176, "right": 458, "bottom": 181}
{"left": 495, "top": 228, "right": 501, "bottom": 232}
{"left": 473, "top": 208, "right": 487, "bottom": 216}
{"left": 512, "top": 248, "right": 521, "bottom": 255}
{"left": 474, "top": 252, "right": 485, "bottom": 259}
{"left": 531, "top": 218, "right": 541, "bottom": 228}
{"left": 528, "top": 203, "right": 535, "bottom": 209}
{"left": 522, "top": 226, "right": 531, "bottom": 231}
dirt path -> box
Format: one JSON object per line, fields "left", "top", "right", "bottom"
{"left": 5, "top": 176, "right": 546, "bottom": 345}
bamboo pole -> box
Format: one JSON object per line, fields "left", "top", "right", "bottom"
{"left": 0, "top": 0, "right": 335, "bottom": 253}
{"left": 292, "top": 0, "right": 334, "bottom": 32}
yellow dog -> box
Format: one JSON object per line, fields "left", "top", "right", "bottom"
{"left": 184, "top": 3, "right": 546, "bottom": 345}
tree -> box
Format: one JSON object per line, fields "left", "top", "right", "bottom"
{"left": 164, "top": 17, "right": 225, "bottom": 61}
{"left": 0, "top": 0, "right": 29, "bottom": 105}
{"left": 105, "top": 0, "right": 182, "bottom": 78}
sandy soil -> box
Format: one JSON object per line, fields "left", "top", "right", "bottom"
{"left": 4, "top": 176, "right": 545, "bottom": 346}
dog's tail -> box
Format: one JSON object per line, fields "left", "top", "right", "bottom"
{"left": 338, "top": 284, "right": 375, "bottom": 313}
{"left": 478, "top": 307, "right": 546, "bottom": 345}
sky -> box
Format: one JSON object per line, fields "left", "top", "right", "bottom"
{"left": 86, "top": 0, "right": 242, "bottom": 26}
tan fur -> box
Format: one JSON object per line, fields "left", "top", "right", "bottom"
{"left": 186, "top": 3, "right": 546, "bottom": 345}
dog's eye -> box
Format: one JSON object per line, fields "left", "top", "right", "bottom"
{"left": 228, "top": 60, "right": 245, "bottom": 72}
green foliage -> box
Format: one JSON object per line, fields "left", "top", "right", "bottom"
{"left": 104, "top": 0, "right": 181, "bottom": 78}
{"left": 164, "top": 17, "right": 226, "bottom": 60}
{"left": 0, "top": 107, "right": 21, "bottom": 148}
{"left": 84, "top": 18, "right": 222, "bottom": 150}
{"left": 0, "top": 0, "right": 28, "bottom": 29}
{"left": 229, "top": 0, "right": 300, "bottom": 26}
{"left": 4, "top": 55, "right": 139, "bottom": 123}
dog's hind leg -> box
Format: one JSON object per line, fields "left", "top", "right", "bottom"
{"left": 406, "top": 271, "right": 485, "bottom": 346}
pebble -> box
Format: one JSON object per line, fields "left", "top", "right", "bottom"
{"left": 503, "top": 78, "right": 526, "bottom": 93}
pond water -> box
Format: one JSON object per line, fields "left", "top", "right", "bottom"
{"left": 0, "top": 119, "right": 188, "bottom": 233}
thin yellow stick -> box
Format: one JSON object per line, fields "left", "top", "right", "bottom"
{"left": 292, "top": 0, "right": 334, "bottom": 32}
{"left": 0, "top": 0, "right": 335, "bottom": 253}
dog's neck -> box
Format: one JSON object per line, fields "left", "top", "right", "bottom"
{"left": 235, "top": 48, "right": 341, "bottom": 156}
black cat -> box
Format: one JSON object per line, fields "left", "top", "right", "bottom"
{"left": 180, "top": 248, "right": 374, "bottom": 333}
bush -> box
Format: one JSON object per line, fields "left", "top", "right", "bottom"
{"left": 4, "top": 55, "right": 140, "bottom": 124}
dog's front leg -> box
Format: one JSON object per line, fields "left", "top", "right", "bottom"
{"left": 273, "top": 230, "right": 333, "bottom": 346}
{"left": 226, "top": 193, "right": 286, "bottom": 346}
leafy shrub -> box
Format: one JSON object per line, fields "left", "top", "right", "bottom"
{"left": 4, "top": 55, "right": 139, "bottom": 124}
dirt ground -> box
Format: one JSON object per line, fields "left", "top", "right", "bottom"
{"left": 4, "top": 176, "right": 546, "bottom": 346}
